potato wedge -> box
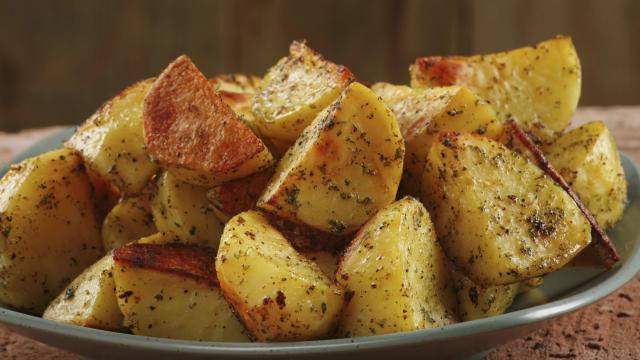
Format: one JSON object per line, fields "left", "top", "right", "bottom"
{"left": 544, "top": 121, "right": 627, "bottom": 229}
{"left": 0, "top": 149, "right": 103, "bottom": 313}
{"left": 422, "top": 133, "right": 591, "bottom": 285}
{"left": 113, "top": 242, "right": 248, "bottom": 341}
{"left": 410, "top": 36, "right": 581, "bottom": 141}
{"left": 43, "top": 254, "right": 122, "bottom": 331}
{"left": 452, "top": 270, "right": 518, "bottom": 321}
{"left": 206, "top": 169, "right": 274, "bottom": 222}
{"left": 66, "top": 79, "right": 159, "bottom": 194}
{"left": 216, "top": 210, "right": 345, "bottom": 341}
{"left": 336, "top": 197, "right": 457, "bottom": 337}
{"left": 258, "top": 82, "right": 404, "bottom": 235}
{"left": 102, "top": 194, "right": 157, "bottom": 251}
{"left": 252, "top": 41, "right": 354, "bottom": 145}
{"left": 144, "top": 55, "right": 274, "bottom": 187}
{"left": 372, "top": 83, "right": 501, "bottom": 196}
{"left": 151, "top": 171, "right": 224, "bottom": 249}
{"left": 302, "top": 251, "right": 340, "bottom": 281}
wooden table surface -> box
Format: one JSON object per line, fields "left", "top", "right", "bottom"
{"left": 0, "top": 107, "right": 639, "bottom": 359}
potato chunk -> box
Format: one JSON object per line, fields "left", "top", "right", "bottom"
{"left": 373, "top": 83, "right": 501, "bottom": 196}
{"left": 113, "top": 242, "right": 248, "bottom": 341}
{"left": 252, "top": 41, "right": 354, "bottom": 145}
{"left": 209, "top": 74, "right": 262, "bottom": 136}
{"left": 410, "top": 36, "right": 581, "bottom": 141}
{"left": 0, "top": 149, "right": 103, "bottom": 313}
{"left": 206, "top": 169, "right": 274, "bottom": 222}
{"left": 422, "top": 133, "right": 591, "bottom": 285}
{"left": 544, "top": 121, "right": 627, "bottom": 229}
{"left": 66, "top": 79, "right": 158, "bottom": 194}
{"left": 452, "top": 270, "right": 518, "bottom": 321}
{"left": 336, "top": 197, "right": 457, "bottom": 337}
{"left": 151, "top": 172, "right": 224, "bottom": 249}
{"left": 144, "top": 55, "right": 274, "bottom": 187}
{"left": 102, "top": 194, "right": 156, "bottom": 251}
{"left": 258, "top": 82, "right": 404, "bottom": 235}
{"left": 43, "top": 255, "right": 122, "bottom": 331}
{"left": 216, "top": 211, "right": 345, "bottom": 341}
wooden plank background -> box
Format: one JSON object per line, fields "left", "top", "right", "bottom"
{"left": 0, "top": 0, "right": 638, "bottom": 131}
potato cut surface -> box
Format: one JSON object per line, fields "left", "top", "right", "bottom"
{"left": 144, "top": 55, "right": 273, "bottom": 187}
{"left": 43, "top": 255, "right": 123, "bottom": 331}
{"left": 102, "top": 194, "right": 156, "bottom": 251}
{"left": 451, "top": 269, "right": 519, "bottom": 321}
{"left": 422, "top": 133, "right": 591, "bottom": 285}
{"left": 258, "top": 82, "right": 404, "bottom": 235}
{"left": 252, "top": 41, "right": 354, "bottom": 145}
{"left": 113, "top": 242, "right": 248, "bottom": 342}
{"left": 66, "top": 79, "right": 158, "bottom": 194}
{"left": 373, "top": 83, "right": 501, "bottom": 196}
{"left": 411, "top": 36, "right": 581, "bottom": 141}
{"left": 0, "top": 149, "right": 104, "bottom": 313}
{"left": 216, "top": 210, "right": 345, "bottom": 341}
{"left": 545, "top": 121, "right": 627, "bottom": 229}
{"left": 336, "top": 197, "right": 458, "bottom": 337}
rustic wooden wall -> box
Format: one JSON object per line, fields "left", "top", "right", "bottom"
{"left": 0, "top": 0, "right": 638, "bottom": 131}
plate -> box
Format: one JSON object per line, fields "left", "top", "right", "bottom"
{"left": 1, "top": 127, "right": 639, "bottom": 360}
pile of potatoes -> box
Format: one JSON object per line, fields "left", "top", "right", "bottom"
{"left": 0, "top": 36, "right": 627, "bottom": 342}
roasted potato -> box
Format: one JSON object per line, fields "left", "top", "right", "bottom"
{"left": 144, "top": 55, "right": 274, "bottom": 187}
{"left": 209, "top": 74, "right": 262, "bottom": 136}
{"left": 410, "top": 36, "right": 581, "bottom": 141}
{"left": 43, "top": 254, "right": 122, "bottom": 331}
{"left": 0, "top": 149, "right": 104, "bottom": 313}
{"left": 372, "top": 83, "right": 501, "bottom": 196}
{"left": 452, "top": 270, "right": 518, "bottom": 321}
{"left": 151, "top": 171, "right": 224, "bottom": 248}
{"left": 336, "top": 197, "right": 458, "bottom": 337}
{"left": 422, "top": 133, "right": 591, "bottom": 285}
{"left": 66, "top": 79, "right": 159, "bottom": 194}
{"left": 544, "top": 121, "right": 627, "bottom": 229}
{"left": 258, "top": 82, "right": 405, "bottom": 235}
{"left": 216, "top": 210, "right": 345, "bottom": 341}
{"left": 102, "top": 194, "right": 156, "bottom": 251}
{"left": 206, "top": 169, "right": 274, "bottom": 222}
{"left": 302, "top": 251, "right": 340, "bottom": 281}
{"left": 263, "top": 212, "right": 346, "bottom": 253}
{"left": 252, "top": 41, "right": 354, "bottom": 145}
{"left": 113, "top": 242, "right": 248, "bottom": 341}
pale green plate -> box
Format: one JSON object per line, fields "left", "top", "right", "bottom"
{"left": 1, "top": 128, "right": 639, "bottom": 360}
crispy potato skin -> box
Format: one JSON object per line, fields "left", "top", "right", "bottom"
{"left": 336, "top": 197, "right": 458, "bottom": 337}
{"left": 102, "top": 194, "right": 156, "bottom": 251}
{"left": 544, "top": 121, "right": 627, "bottom": 229}
{"left": 43, "top": 255, "right": 123, "bottom": 331}
{"left": 66, "top": 79, "right": 158, "bottom": 194}
{"left": 373, "top": 83, "right": 501, "bottom": 196}
{"left": 112, "top": 242, "right": 248, "bottom": 341}
{"left": 0, "top": 149, "right": 104, "bottom": 314}
{"left": 451, "top": 269, "right": 518, "bottom": 321}
{"left": 216, "top": 211, "right": 345, "bottom": 341}
{"left": 422, "top": 134, "right": 591, "bottom": 286}
{"left": 258, "top": 82, "right": 404, "bottom": 235}
{"left": 207, "top": 169, "right": 274, "bottom": 222}
{"left": 144, "top": 55, "right": 273, "bottom": 187}
{"left": 410, "top": 36, "right": 581, "bottom": 142}
{"left": 252, "top": 41, "right": 354, "bottom": 145}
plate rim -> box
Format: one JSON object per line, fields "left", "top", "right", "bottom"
{"left": 0, "top": 127, "right": 639, "bottom": 356}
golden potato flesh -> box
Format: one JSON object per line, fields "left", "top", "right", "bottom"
{"left": 102, "top": 194, "right": 156, "bottom": 251}
{"left": 372, "top": 83, "right": 501, "bottom": 196}
{"left": 66, "top": 79, "right": 158, "bottom": 194}
{"left": 411, "top": 36, "right": 581, "bottom": 141}
{"left": 258, "top": 82, "right": 405, "bottom": 235}
{"left": 216, "top": 211, "right": 345, "bottom": 341}
{"left": 144, "top": 55, "right": 274, "bottom": 187}
{"left": 252, "top": 41, "right": 354, "bottom": 145}
{"left": 451, "top": 270, "right": 518, "bottom": 321}
{"left": 545, "top": 121, "right": 627, "bottom": 229}
{"left": 151, "top": 172, "right": 224, "bottom": 249}
{"left": 422, "top": 134, "right": 591, "bottom": 285}
{"left": 336, "top": 197, "right": 457, "bottom": 337}
{"left": 43, "top": 255, "right": 123, "bottom": 331}
{"left": 0, "top": 149, "right": 104, "bottom": 313}
{"left": 113, "top": 242, "right": 248, "bottom": 341}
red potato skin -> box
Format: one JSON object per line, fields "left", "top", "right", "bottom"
{"left": 143, "top": 55, "right": 267, "bottom": 175}
{"left": 412, "top": 57, "right": 466, "bottom": 86}
{"left": 208, "top": 169, "right": 275, "bottom": 218}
